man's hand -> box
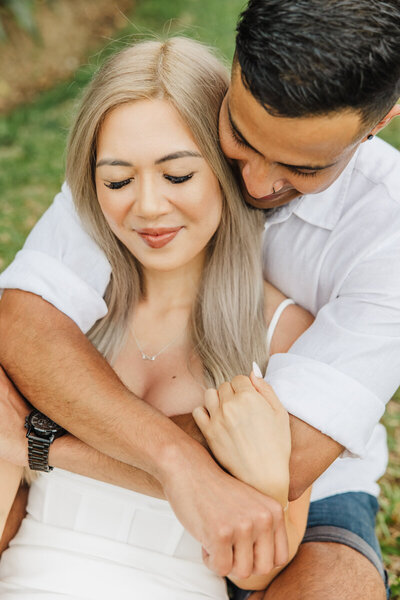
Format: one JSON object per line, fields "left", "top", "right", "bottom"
{"left": 0, "top": 367, "right": 30, "bottom": 467}
{"left": 161, "top": 447, "right": 289, "bottom": 579}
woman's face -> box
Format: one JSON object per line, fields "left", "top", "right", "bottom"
{"left": 95, "top": 99, "right": 223, "bottom": 274}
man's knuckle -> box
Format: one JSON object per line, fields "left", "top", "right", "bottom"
{"left": 254, "top": 559, "right": 273, "bottom": 576}
{"left": 258, "top": 509, "right": 272, "bottom": 527}
{"left": 217, "top": 564, "right": 231, "bottom": 577}
{"left": 216, "top": 525, "right": 232, "bottom": 542}
{"left": 236, "top": 564, "right": 252, "bottom": 579}
{"left": 272, "top": 504, "right": 284, "bottom": 522}
{"left": 238, "top": 519, "right": 253, "bottom": 535}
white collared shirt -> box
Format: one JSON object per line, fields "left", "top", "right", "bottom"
{"left": 1, "top": 137, "right": 398, "bottom": 501}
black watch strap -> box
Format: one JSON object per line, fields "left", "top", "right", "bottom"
{"left": 27, "top": 433, "right": 54, "bottom": 473}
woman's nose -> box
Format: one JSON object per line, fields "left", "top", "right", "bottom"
{"left": 132, "top": 177, "right": 171, "bottom": 219}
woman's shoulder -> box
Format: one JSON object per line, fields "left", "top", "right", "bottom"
{"left": 263, "top": 281, "right": 289, "bottom": 326}
{"left": 263, "top": 281, "right": 314, "bottom": 354}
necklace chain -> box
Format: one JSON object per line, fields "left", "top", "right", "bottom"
{"left": 130, "top": 324, "right": 184, "bottom": 361}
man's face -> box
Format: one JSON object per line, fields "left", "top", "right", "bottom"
{"left": 219, "top": 65, "right": 367, "bottom": 210}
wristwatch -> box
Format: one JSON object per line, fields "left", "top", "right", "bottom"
{"left": 25, "top": 410, "right": 66, "bottom": 472}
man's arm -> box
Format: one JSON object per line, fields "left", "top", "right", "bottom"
{"left": 0, "top": 290, "right": 190, "bottom": 476}
{"left": 0, "top": 290, "right": 289, "bottom": 577}
{"left": 51, "top": 414, "right": 206, "bottom": 499}
{"left": 287, "top": 416, "right": 343, "bottom": 500}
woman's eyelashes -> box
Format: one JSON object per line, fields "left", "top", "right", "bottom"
{"left": 105, "top": 178, "right": 132, "bottom": 190}
{"left": 104, "top": 173, "right": 194, "bottom": 190}
{"left": 164, "top": 173, "right": 194, "bottom": 184}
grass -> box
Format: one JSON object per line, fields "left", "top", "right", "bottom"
{"left": 0, "top": 0, "right": 399, "bottom": 594}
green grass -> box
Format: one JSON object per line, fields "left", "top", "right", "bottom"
{"left": 0, "top": 0, "right": 399, "bottom": 595}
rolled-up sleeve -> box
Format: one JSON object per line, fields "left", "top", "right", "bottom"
{"left": 0, "top": 183, "right": 111, "bottom": 333}
{"left": 266, "top": 231, "right": 400, "bottom": 457}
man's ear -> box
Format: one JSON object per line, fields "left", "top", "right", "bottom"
{"left": 361, "top": 103, "right": 400, "bottom": 142}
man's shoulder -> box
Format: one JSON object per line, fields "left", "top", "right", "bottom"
{"left": 353, "top": 137, "right": 400, "bottom": 204}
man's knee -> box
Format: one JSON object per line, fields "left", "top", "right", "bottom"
{"left": 262, "top": 542, "right": 386, "bottom": 600}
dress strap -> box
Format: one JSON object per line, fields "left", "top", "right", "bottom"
{"left": 266, "top": 298, "right": 295, "bottom": 355}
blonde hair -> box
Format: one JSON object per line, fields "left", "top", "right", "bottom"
{"left": 66, "top": 37, "right": 268, "bottom": 386}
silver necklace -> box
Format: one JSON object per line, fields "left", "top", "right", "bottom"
{"left": 130, "top": 325, "right": 184, "bottom": 361}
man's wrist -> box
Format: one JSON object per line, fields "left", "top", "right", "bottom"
{"left": 156, "top": 436, "right": 215, "bottom": 487}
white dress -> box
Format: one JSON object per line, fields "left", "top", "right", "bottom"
{"left": 0, "top": 468, "right": 228, "bottom": 599}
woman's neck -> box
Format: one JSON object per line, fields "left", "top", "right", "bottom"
{"left": 141, "top": 255, "right": 204, "bottom": 314}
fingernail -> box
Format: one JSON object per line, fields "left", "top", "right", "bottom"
{"left": 252, "top": 361, "right": 263, "bottom": 378}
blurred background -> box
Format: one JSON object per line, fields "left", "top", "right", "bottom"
{"left": 0, "top": 0, "right": 399, "bottom": 594}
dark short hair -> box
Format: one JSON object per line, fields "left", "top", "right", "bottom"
{"left": 235, "top": 0, "right": 400, "bottom": 126}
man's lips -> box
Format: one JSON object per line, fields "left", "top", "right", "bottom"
{"left": 135, "top": 227, "right": 183, "bottom": 249}
{"left": 252, "top": 189, "right": 289, "bottom": 203}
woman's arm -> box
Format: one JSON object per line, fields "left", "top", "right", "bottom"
{"left": 194, "top": 283, "right": 315, "bottom": 589}
{"left": 0, "top": 480, "right": 28, "bottom": 555}
{"left": 0, "top": 459, "right": 23, "bottom": 552}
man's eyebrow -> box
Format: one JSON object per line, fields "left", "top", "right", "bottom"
{"left": 96, "top": 151, "right": 202, "bottom": 168}
{"left": 227, "top": 104, "right": 262, "bottom": 156}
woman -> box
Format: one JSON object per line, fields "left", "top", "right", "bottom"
{"left": 0, "top": 37, "right": 312, "bottom": 599}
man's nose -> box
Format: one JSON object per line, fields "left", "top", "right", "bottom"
{"left": 241, "top": 160, "right": 276, "bottom": 198}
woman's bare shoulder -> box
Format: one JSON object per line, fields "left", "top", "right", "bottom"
{"left": 263, "top": 280, "right": 314, "bottom": 354}
{"left": 263, "top": 280, "right": 287, "bottom": 325}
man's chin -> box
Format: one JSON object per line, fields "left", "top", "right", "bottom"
{"left": 243, "top": 188, "right": 301, "bottom": 210}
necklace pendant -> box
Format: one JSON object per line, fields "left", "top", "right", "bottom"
{"left": 141, "top": 352, "right": 155, "bottom": 361}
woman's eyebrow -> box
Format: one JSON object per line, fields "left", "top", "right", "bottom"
{"left": 155, "top": 151, "right": 202, "bottom": 164}
{"left": 96, "top": 158, "right": 133, "bottom": 168}
{"left": 96, "top": 151, "right": 202, "bottom": 168}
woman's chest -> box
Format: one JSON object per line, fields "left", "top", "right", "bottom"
{"left": 113, "top": 343, "right": 205, "bottom": 416}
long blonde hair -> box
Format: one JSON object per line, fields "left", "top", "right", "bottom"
{"left": 66, "top": 37, "right": 268, "bottom": 386}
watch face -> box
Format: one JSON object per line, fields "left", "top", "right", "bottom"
{"left": 30, "top": 412, "right": 61, "bottom": 434}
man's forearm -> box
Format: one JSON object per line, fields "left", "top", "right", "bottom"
{"left": 0, "top": 290, "right": 205, "bottom": 483}
{"left": 48, "top": 414, "right": 208, "bottom": 498}
{"left": 0, "top": 291, "right": 340, "bottom": 505}
{"left": 50, "top": 434, "right": 164, "bottom": 497}
{"left": 288, "top": 414, "right": 344, "bottom": 500}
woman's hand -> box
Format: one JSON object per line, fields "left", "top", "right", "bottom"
{"left": 0, "top": 367, "right": 30, "bottom": 467}
{"left": 193, "top": 372, "right": 290, "bottom": 507}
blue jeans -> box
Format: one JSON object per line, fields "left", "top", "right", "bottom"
{"left": 228, "top": 492, "right": 390, "bottom": 599}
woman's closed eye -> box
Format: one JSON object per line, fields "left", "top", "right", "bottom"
{"left": 164, "top": 173, "right": 194, "bottom": 184}
{"left": 104, "top": 178, "right": 132, "bottom": 190}
{"left": 104, "top": 173, "right": 194, "bottom": 190}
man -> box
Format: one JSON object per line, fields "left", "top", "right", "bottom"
{"left": 0, "top": 1, "right": 399, "bottom": 598}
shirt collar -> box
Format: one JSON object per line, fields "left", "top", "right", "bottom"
{"left": 264, "top": 148, "right": 359, "bottom": 230}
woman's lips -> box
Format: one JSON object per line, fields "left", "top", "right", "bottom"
{"left": 136, "top": 227, "right": 182, "bottom": 249}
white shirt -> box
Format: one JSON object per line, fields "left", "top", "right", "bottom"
{"left": 0, "top": 137, "right": 398, "bottom": 501}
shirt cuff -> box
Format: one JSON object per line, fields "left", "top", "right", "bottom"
{"left": 0, "top": 249, "right": 108, "bottom": 333}
{"left": 265, "top": 353, "right": 386, "bottom": 458}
